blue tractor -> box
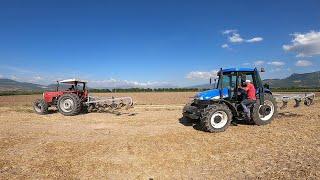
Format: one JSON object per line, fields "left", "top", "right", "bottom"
{"left": 183, "top": 68, "right": 277, "bottom": 133}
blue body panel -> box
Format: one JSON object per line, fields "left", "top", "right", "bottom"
{"left": 196, "top": 88, "right": 229, "bottom": 100}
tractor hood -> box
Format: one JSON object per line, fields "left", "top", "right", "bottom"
{"left": 195, "top": 88, "right": 229, "bottom": 100}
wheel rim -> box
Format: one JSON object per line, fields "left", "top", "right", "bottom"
{"left": 210, "top": 111, "right": 228, "bottom": 129}
{"left": 60, "top": 98, "right": 74, "bottom": 112}
{"left": 259, "top": 100, "right": 274, "bottom": 121}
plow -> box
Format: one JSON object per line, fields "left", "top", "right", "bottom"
{"left": 33, "top": 79, "right": 133, "bottom": 116}
{"left": 86, "top": 96, "right": 133, "bottom": 113}
{"left": 274, "top": 93, "right": 315, "bottom": 109}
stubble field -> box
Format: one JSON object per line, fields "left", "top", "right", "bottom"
{"left": 0, "top": 92, "right": 319, "bottom": 179}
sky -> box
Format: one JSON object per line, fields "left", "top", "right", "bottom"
{"left": 0, "top": 0, "right": 319, "bottom": 87}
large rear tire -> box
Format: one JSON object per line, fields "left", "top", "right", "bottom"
{"left": 252, "top": 93, "right": 278, "bottom": 125}
{"left": 33, "top": 99, "right": 49, "bottom": 115}
{"left": 57, "top": 93, "right": 82, "bottom": 116}
{"left": 200, "top": 104, "right": 232, "bottom": 133}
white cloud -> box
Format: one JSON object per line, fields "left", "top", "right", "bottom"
{"left": 221, "top": 43, "right": 230, "bottom": 49}
{"left": 11, "top": 75, "right": 19, "bottom": 80}
{"left": 246, "top": 37, "right": 263, "bottom": 43}
{"left": 90, "top": 78, "right": 172, "bottom": 88}
{"left": 34, "top": 76, "right": 42, "bottom": 80}
{"left": 270, "top": 67, "right": 283, "bottom": 72}
{"left": 222, "top": 29, "right": 263, "bottom": 44}
{"left": 254, "top": 60, "right": 265, "bottom": 66}
{"left": 222, "top": 29, "right": 237, "bottom": 35}
{"left": 0, "top": 74, "right": 3, "bottom": 78}
{"left": 295, "top": 60, "right": 313, "bottom": 67}
{"left": 229, "top": 33, "right": 244, "bottom": 43}
{"left": 26, "top": 76, "right": 44, "bottom": 83}
{"left": 245, "top": 60, "right": 286, "bottom": 68}
{"left": 186, "top": 70, "right": 218, "bottom": 80}
{"left": 283, "top": 30, "right": 320, "bottom": 57}
{"left": 267, "top": 61, "right": 285, "bottom": 66}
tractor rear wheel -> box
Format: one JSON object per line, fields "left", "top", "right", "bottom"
{"left": 33, "top": 99, "right": 49, "bottom": 115}
{"left": 200, "top": 104, "right": 232, "bottom": 133}
{"left": 57, "top": 93, "right": 82, "bottom": 116}
{"left": 252, "top": 93, "right": 278, "bottom": 125}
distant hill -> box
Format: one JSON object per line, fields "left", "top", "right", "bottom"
{"left": 188, "top": 71, "right": 320, "bottom": 89}
{"left": 263, "top": 71, "right": 320, "bottom": 88}
{"left": 0, "top": 79, "right": 48, "bottom": 91}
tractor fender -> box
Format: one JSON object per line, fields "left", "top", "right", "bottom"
{"left": 210, "top": 99, "right": 239, "bottom": 117}
{"left": 257, "top": 88, "right": 272, "bottom": 95}
{"left": 43, "top": 91, "right": 64, "bottom": 104}
{"left": 263, "top": 88, "right": 272, "bottom": 95}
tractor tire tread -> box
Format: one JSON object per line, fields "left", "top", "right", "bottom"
{"left": 252, "top": 93, "right": 278, "bottom": 126}
{"left": 33, "top": 99, "right": 49, "bottom": 115}
{"left": 57, "top": 93, "right": 82, "bottom": 116}
{"left": 200, "top": 104, "right": 232, "bottom": 133}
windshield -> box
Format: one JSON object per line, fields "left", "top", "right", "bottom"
{"left": 217, "top": 73, "right": 237, "bottom": 89}
{"left": 217, "top": 71, "right": 258, "bottom": 89}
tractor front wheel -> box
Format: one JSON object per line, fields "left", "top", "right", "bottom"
{"left": 57, "top": 94, "right": 82, "bottom": 116}
{"left": 200, "top": 104, "right": 232, "bottom": 133}
{"left": 33, "top": 99, "right": 49, "bottom": 115}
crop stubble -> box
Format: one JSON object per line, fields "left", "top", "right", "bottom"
{"left": 0, "top": 92, "right": 319, "bottom": 179}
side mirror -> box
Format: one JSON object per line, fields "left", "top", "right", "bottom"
{"left": 263, "top": 83, "right": 270, "bottom": 89}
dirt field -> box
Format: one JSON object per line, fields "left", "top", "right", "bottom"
{"left": 0, "top": 92, "right": 319, "bottom": 179}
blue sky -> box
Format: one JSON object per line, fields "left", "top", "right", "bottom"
{"left": 0, "top": 0, "right": 319, "bottom": 87}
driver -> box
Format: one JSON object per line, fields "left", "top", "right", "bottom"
{"left": 68, "top": 85, "right": 75, "bottom": 91}
{"left": 239, "top": 80, "right": 256, "bottom": 118}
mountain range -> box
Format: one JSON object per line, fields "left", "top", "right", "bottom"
{"left": 264, "top": 71, "right": 320, "bottom": 88}
{"left": 0, "top": 71, "right": 319, "bottom": 91}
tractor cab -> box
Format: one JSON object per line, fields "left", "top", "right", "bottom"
{"left": 57, "top": 79, "right": 88, "bottom": 93}
{"left": 56, "top": 79, "right": 88, "bottom": 100}
{"left": 196, "top": 68, "right": 268, "bottom": 104}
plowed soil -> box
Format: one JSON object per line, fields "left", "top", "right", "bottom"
{"left": 0, "top": 92, "right": 319, "bottom": 179}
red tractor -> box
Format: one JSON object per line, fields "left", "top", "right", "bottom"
{"left": 33, "top": 79, "right": 89, "bottom": 116}
{"left": 33, "top": 79, "right": 133, "bottom": 116}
